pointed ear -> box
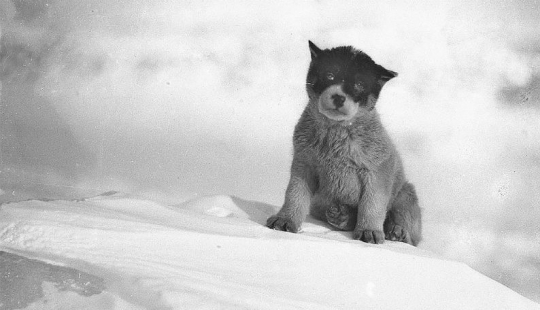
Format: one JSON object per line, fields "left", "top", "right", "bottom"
{"left": 381, "top": 69, "right": 398, "bottom": 81}
{"left": 376, "top": 64, "right": 398, "bottom": 86}
{"left": 309, "top": 40, "right": 322, "bottom": 59}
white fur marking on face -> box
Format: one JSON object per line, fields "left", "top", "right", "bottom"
{"left": 318, "top": 84, "right": 358, "bottom": 122}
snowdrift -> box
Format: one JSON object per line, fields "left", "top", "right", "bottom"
{"left": 0, "top": 193, "right": 538, "bottom": 310}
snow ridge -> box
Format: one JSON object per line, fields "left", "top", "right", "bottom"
{"left": 1, "top": 193, "right": 539, "bottom": 309}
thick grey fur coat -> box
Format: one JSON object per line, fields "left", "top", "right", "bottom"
{"left": 267, "top": 41, "right": 422, "bottom": 246}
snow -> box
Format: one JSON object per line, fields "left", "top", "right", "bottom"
{"left": 1, "top": 193, "right": 538, "bottom": 309}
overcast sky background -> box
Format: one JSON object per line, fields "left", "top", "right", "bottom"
{"left": 1, "top": 0, "right": 539, "bottom": 302}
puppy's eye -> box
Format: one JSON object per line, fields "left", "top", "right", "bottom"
{"left": 354, "top": 82, "right": 365, "bottom": 94}
{"left": 326, "top": 72, "right": 335, "bottom": 81}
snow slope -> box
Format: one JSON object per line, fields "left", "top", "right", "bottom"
{"left": 1, "top": 193, "right": 538, "bottom": 309}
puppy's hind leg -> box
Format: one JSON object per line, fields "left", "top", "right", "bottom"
{"left": 309, "top": 193, "right": 330, "bottom": 222}
{"left": 384, "top": 182, "right": 422, "bottom": 246}
{"left": 325, "top": 203, "right": 357, "bottom": 231}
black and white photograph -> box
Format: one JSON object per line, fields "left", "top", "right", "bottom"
{"left": 1, "top": 0, "right": 539, "bottom": 309}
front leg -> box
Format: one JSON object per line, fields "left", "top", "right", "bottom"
{"left": 353, "top": 171, "right": 391, "bottom": 244}
{"left": 267, "top": 156, "right": 316, "bottom": 233}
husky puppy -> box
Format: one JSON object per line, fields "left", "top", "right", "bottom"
{"left": 267, "top": 41, "right": 422, "bottom": 246}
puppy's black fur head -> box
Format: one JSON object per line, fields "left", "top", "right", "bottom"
{"left": 306, "top": 41, "right": 397, "bottom": 121}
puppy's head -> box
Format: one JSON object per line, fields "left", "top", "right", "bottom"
{"left": 306, "top": 41, "right": 397, "bottom": 123}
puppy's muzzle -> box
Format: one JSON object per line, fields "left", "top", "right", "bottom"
{"left": 331, "top": 94, "right": 346, "bottom": 109}
{"left": 318, "top": 85, "right": 358, "bottom": 121}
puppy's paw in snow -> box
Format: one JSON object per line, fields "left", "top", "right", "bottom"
{"left": 266, "top": 216, "right": 299, "bottom": 233}
{"left": 325, "top": 204, "right": 356, "bottom": 231}
{"left": 384, "top": 224, "right": 412, "bottom": 244}
{"left": 353, "top": 229, "right": 385, "bottom": 244}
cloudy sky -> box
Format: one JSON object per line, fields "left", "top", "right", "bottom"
{"left": 1, "top": 0, "right": 539, "bottom": 302}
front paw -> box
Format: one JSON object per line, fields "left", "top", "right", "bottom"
{"left": 266, "top": 216, "right": 299, "bottom": 233}
{"left": 353, "top": 229, "right": 385, "bottom": 244}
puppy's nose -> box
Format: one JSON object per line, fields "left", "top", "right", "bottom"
{"left": 332, "top": 94, "right": 345, "bottom": 108}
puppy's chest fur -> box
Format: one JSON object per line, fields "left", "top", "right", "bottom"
{"left": 313, "top": 126, "right": 366, "bottom": 171}
{"left": 295, "top": 113, "right": 390, "bottom": 171}
{"left": 312, "top": 128, "right": 365, "bottom": 203}
{"left": 295, "top": 116, "right": 391, "bottom": 203}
